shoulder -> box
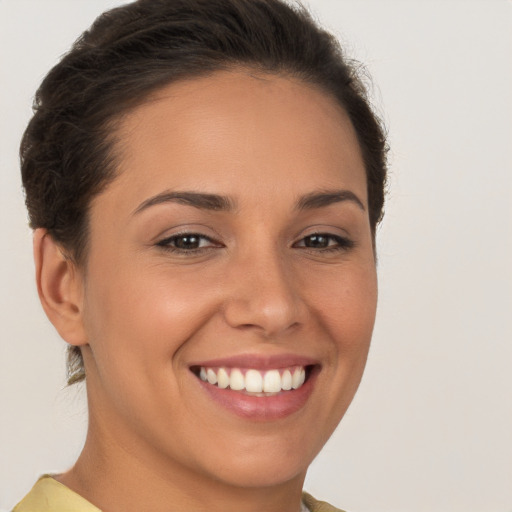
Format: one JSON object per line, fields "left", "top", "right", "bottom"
{"left": 302, "top": 491, "right": 348, "bottom": 512}
{"left": 14, "top": 479, "right": 345, "bottom": 512}
{"left": 12, "top": 476, "right": 101, "bottom": 512}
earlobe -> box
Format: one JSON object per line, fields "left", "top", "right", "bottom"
{"left": 33, "top": 228, "right": 87, "bottom": 347}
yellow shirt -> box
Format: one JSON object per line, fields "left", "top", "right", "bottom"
{"left": 13, "top": 475, "right": 345, "bottom": 512}
{"left": 13, "top": 476, "right": 100, "bottom": 512}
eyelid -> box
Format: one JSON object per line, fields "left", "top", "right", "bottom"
{"left": 292, "top": 222, "right": 351, "bottom": 238}
{"left": 150, "top": 221, "right": 222, "bottom": 242}
{"left": 292, "top": 231, "right": 355, "bottom": 252}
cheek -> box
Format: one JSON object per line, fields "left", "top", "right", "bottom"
{"left": 310, "top": 260, "right": 378, "bottom": 352}
{"left": 80, "top": 263, "right": 223, "bottom": 432}
{"left": 81, "top": 260, "right": 221, "bottom": 385}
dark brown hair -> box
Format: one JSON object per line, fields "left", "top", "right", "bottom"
{"left": 21, "top": 0, "right": 388, "bottom": 384}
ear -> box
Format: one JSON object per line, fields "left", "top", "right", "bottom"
{"left": 33, "top": 228, "right": 87, "bottom": 347}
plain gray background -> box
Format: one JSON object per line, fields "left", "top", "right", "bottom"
{"left": 1, "top": 1, "right": 511, "bottom": 511}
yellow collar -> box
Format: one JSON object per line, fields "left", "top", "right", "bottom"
{"left": 14, "top": 475, "right": 344, "bottom": 512}
{"left": 13, "top": 475, "right": 101, "bottom": 512}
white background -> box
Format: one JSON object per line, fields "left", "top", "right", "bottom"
{"left": 1, "top": 1, "right": 511, "bottom": 511}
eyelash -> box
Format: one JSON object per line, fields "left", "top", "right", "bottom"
{"left": 156, "top": 233, "right": 221, "bottom": 253}
{"left": 293, "top": 233, "right": 355, "bottom": 252}
{"left": 156, "top": 232, "right": 354, "bottom": 254}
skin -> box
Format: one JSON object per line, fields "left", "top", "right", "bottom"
{"left": 35, "top": 70, "right": 378, "bottom": 512}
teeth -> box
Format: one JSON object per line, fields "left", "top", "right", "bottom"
{"left": 197, "top": 365, "right": 308, "bottom": 393}
{"left": 206, "top": 368, "right": 217, "bottom": 385}
{"left": 245, "top": 369, "right": 263, "bottom": 392}
{"left": 217, "top": 367, "right": 230, "bottom": 389}
{"left": 230, "top": 369, "right": 245, "bottom": 391}
{"left": 292, "top": 367, "right": 306, "bottom": 389}
{"left": 263, "top": 369, "right": 281, "bottom": 393}
{"left": 281, "top": 369, "right": 292, "bottom": 391}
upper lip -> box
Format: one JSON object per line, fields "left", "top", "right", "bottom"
{"left": 189, "top": 353, "right": 320, "bottom": 370}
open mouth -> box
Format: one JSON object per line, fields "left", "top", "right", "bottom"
{"left": 190, "top": 365, "right": 316, "bottom": 396}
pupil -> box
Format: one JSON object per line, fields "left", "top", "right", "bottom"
{"left": 176, "top": 235, "right": 199, "bottom": 249}
{"left": 306, "top": 235, "right": 327, "bottom": 248}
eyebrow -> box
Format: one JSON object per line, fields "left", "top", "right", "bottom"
{"left": 296, "top": 189, "right": 365, "bottom": 211}
{"left": 133, "top": 188, "right": 365, "bottom": 215}
{"left": 133, "top": 191, "right": 235, "bottom": 215}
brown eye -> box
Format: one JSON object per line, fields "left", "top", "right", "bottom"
{"left": 172, "top": 234, "right": 202, "bottom": 249}
{"left": 294, "top": 233, "right": 354, "bottom": 251}
{"left": 303, "top": 234, "right": 330, "bottom": 248}
{"left": 156, "top": 233, "right": 220, "bottom": 252}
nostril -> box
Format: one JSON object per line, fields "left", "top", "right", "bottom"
{"left": 221, "top": 277, "right": 305, "bottom": 336}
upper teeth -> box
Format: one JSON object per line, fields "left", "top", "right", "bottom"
{"left": 198, "top": 366, "right": 306, "bottom": 393}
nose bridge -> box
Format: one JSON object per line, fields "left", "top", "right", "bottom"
{"left": 223, "top": 240, "right": 303, "bottom": 336}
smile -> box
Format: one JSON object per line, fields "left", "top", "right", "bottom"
{"left": 197, "top": 366, "right": 307, "bottom": 395}
{"left": 190, "top": 356, "right": 319, "bottom": 420}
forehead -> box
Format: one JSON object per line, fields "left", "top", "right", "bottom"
{"left": 103, "top": 69, "right": 367, "bottom": 211}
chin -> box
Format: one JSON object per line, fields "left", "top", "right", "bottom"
{"left": 193, "top": 432, "right": 320, "bottom": 489}
{"left": 212, "top": 456, "right": 308, "bottom": 489}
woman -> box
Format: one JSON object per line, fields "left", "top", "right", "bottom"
{"left": 13, "top": 0, "right": 387, "bottom": 511}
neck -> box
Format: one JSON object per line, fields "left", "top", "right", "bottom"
{"left": 58, "top": 419, "right": 306, "bottom": 512}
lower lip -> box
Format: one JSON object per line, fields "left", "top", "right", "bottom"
{"left": 195, "top": 369, "right": 317, "bottom": 421}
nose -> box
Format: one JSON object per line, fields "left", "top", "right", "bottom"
{"left": 222, "top": 247, "right": 306, "bottom": 338}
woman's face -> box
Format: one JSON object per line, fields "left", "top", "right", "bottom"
{"left": 78, "top": 70, "right": 377, "bottom": 488}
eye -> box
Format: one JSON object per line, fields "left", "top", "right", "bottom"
{"left": 156, "top": 233, "right": 221, "bottom": 252}
{"left": 293, "top": 233, "right": 354, "bottom": 251}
